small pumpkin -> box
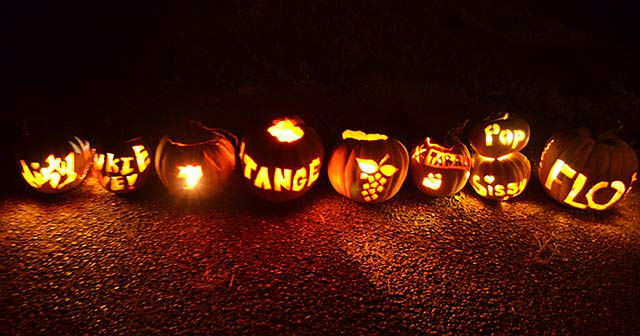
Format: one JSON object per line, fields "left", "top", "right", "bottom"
{"left": 538, "top": 128, "right": 638, "bottom": 210}
{"left": 328, "top": 130, "right": 409, "bottom": 203}
{"left": 155, "top": 123, "right": 236, "bottom": 198}
{"left": 469, "top": 152, "right": 531, "bottom": 201}
{"left": 239, "top": 117, "right": 324, "bottom": 202}
{"left": 469, "top": 112, "right": 530, "bottom": 158}
{"left": 18, "top": 134, "right": 92, "bottom": 194}
{"left": 410, "top": 136, "right": 471, "bottom": 197}
{"left": 92, "top": 137, "right": 153, "bottom": 193}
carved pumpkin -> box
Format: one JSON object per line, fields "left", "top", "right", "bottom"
{"left": 155, "top": 124, "right": 236, "bottom": 198}
{"left": 18, "top": 135, "right": 92, "bottom": 194}
{"left": 239, "top": 118, "right": 324, "bottom": 202}
{"left": 469, "top": 112, "right": 530, "bottom": 158}
{"left": 92, "top": 137, "right": 153, "bottom": 193}
{"left": 328, "top": 130, "right": 409, "bottom": 203}
{"left": 470, "top": 152, "right": 531, "bottom": 201}
{"left": 538, "top": 128, "right": 638, "bottom": 210}
{"left": 410, "top": 137, "right": 471, "bottom": 197}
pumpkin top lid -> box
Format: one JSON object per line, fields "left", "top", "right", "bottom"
{"left": 342, "top": 130, "right": 388, "bottom": 141}
{"left": 268, "top": 119, "right": 304, "bottom": 143}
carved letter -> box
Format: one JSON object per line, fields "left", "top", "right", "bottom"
{"left": 106, "top": 153, "right": 120, "bottom": 173}
{"left": 563, "top": 173, "right": 588, "bottom": 209}
{"left": 273, "top": 168, "right": 292, "bottom": 191}
{"left": 308, "top": 158, "right": 321, "bottom": 186}
{"left": 471, "top": 175, "right": 487, "bottom": 196}
{"left": 110, "top": 175, "right": 125, "bottom": 191}
{"left": 243, "top": 154, "right": 258, "bottom": 180}
{"left": 292, "top": 167, "right": 308, "bottom": 192}
{"left": 586, "top": 180, "right": 626, "bottom": 210}
{"left": 254, "top": 166, "right": 272, "bottom": 190}
{"left": 125, "top": 173, "right": 139, "bottom": 188}
{"left": 120, "top": 157, "right": 135, "bottom": 175}
{"left": 132, "top": 145, "right": 150, "bottom": 173}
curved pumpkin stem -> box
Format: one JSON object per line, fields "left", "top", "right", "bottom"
{"left": 483, "top": 111, "right": 509, "bottom": 121}
{"left": 190, "top": 119, "right": 239, "bottom": 148}
{"left": 596, "top": 120, "right": 625, "bottom": 141}
{"left": 446, "top": 118, "right": 471, "bottom": 142}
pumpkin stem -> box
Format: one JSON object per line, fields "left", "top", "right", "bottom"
{"left": 484, "top": 111, "right": 510, "bottom": 121}
{"left": 190, "top": 120, "right": 239, "bottom": 148}
{"left": 597, "top": 120, "right": 624, "bottom": 140}
{"left": 446, "top": 118, "right": 471, "bottom": 141}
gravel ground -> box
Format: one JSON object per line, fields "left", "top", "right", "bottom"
{"left": 1, "top": 164, "right": 639, "bottom": 335}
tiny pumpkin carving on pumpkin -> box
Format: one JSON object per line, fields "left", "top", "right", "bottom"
{"left": 239, "top": 118, "right": 324, "bottom": 202}
{"left": 155, "top": 123, "right": 236, "bottom": 198}
{"left": 18, "top": 135, "right": 92, "bottom": 194}
{"left": 469, "top": 152, "right": 531, "bottom": 201}
{"left": 328, "top": 130, "right": 409, "bottom": 203}
{"left": 92, "top": 137, "right": 153, "bottom": 193}
{"left": 410, "top": 137, "right": 471, "bottom": 197}
{"left": 538, "top": 128, "right": 638, "bottom": 210}
{"left": 469, "top": 112, "right": 530, "bottom": 158}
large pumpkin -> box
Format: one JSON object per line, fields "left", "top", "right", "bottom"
{"left": 469, "top": 112, "right": 530, "bottom": 158}
{"left": 538, "top": 128, "right": 638, "bottom": 210}
{"left": 470, "top": 152, "right": 531, "bottom": 201}
{"left": 239, "top": 118, "right": 324, "bottom": 202}
{"left": 410, "top": 136, "right": 471, "bottom": 197}
{"left": 92, "top": 137, "right": 153, "bottom": 193}
{"left": 328, "top": 130, "right": 409, "bottom": 203}
{"left": 18, "top": 134, "right": 92, "bottom": 194}
{"left": 155, "top": 124, "right": 236, "bottom": 198}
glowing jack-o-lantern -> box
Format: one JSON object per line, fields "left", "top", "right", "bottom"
{"left": 155, "top": 124, "right": 236, "bottom": 198}
{"left": 469, "top": 112, "right": 530, "bottom": 158}
{"left": 409, "top": 137, "right": 471, "bottom": 197}
{"left": 328, "top": 130, "right": 409, "bottom": 203}
{"left": 538, "top": 128, "right": 638, "bottom": 210}
{"left": 92, "top": 137, "right": 153, "bottom": 193}
{"left": 470, "top": 152, "right": 531, "bottom": 201}
{"left": 239, "top": 118, "right": 324, "bottom": 202}
{"left": 18, "top": 136, "right": 92, "bottom": 193}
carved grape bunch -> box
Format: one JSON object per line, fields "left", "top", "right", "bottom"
{"left": 356, "top": 154, "right": 399, "bottom": 202}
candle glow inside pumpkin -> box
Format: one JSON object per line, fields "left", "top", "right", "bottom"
{"left": 268, "top": 119, "right": 304, "bottom": 143}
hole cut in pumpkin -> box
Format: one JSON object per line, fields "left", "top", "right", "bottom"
{"left": 342, "top": 130, "right": 388, "bottom": 141}
{"left": 268, "top": 119, "right": 304, "bottom": 143}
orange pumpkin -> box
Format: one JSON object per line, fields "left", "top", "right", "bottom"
{"left": 410, "top": 137, "right": 471, "bottom": 197}
{"left": 239, "top": 118, "right": 324, "bottom": 202}
{"left": 328, "top": 130, "right": 409, "bottom": 203}
{"left": 538, "top": 128, "right": 638, "bottom": 210}
{"left": 469, "top": 112, "right": 530, "bottom": 158}
{"left": 155, "top": 123, "right": 236, "bottom": 198}
{"left": 92, "top": 137, "right": 153, "bottom": 193}
{"left": 469, "top": 152, "right": 531, "bottom": 201}
{"left": 18, "top": 134, "right": 92, "bottom": 194}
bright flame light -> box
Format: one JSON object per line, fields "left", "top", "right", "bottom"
{"left": 177, "top": 165, "right": 203, "bottom": 190}
{"left": 268, "top": 119, "right": 304, "bottom": 143}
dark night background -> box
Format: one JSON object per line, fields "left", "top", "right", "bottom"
{"left": 7, "top": 1, "right": 640, "bottom": 187}
{"left": 4, "top": 1, "right": 640, "bottom": 334}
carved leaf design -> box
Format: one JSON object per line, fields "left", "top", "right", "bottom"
{"left": 356, "top": 158, "right": 379, "bottom": 174}
{"left": 379, "top": 164, "right": 398, "bottom": 177}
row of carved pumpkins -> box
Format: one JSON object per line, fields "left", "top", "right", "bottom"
{"left": 17, "top": 114, "right": 638, "bottom": 211}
